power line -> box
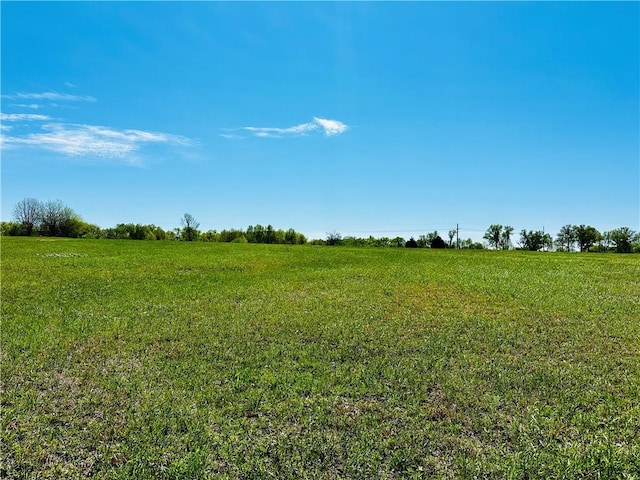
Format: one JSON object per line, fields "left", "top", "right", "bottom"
{"left": 339, "top": 226, "right": 487, "bottom": 235}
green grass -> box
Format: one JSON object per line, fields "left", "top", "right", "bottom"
{"left": 1, "top": 237, "right": 639, "bottom": 479}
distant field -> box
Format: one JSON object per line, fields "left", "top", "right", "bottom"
{"left": 1, "top": 237, "right": 639, "bottom": 479}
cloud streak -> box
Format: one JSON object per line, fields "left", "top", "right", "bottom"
{"left": 1, "top": 90, "right": 196, "bottom": 164}
{"left": 1, "top": 91, "right": 96, "bottom": 102}
{"left": 10, "top": 104, "right": 43, "bottom": 110}
{"left": 223, "top": 117, "right": 348, "bottom": 139}
{"left": 1, "top": 123, "right": 193, "bottom": 162}
{"left": 1, "top": 113, "right": 51, "bottom": 122}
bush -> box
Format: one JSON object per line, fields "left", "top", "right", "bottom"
{"left": 430, "top": 235, "right": 446, "bottom": 249}
{"left": 326, "top": 231, "right": 342, "bottom": 246}
{"left": 231, "top": 235, "right": 248, "bottom": 243}
{"left": 1, "top": 222, "right": 24, "bottom": 236}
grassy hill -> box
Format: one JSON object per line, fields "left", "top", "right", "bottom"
{"left": 2, "top": 238, "right": 639, "bottom": 478}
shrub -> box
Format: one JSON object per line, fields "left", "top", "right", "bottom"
{"left": 406, "top": 237, "right": 418, "bottom": 248}
{"left": 231, "top": 235, "right": 248, "bottom": 243}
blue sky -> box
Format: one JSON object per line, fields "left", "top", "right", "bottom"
{"left": 2, "top": 2, "right": 638, "bottom": 241}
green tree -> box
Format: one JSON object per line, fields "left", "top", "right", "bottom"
{"left": 342, "top": 236, "right": 365, "bottom": 247}
{"left": 326, "top": 231, "right": 342, "bottom": 246}
{"left": 483, "top": 224, "right": 502, "bottom": 250}
{"left": 520, "top": 229, "right": 552, "bottom": 251}
{"left": 500, "top": 226, "right": 514, "bottom": 250}
{"left": 77, "top": 222, "right": 102, "bottom": 239}
{"left": 200, "top": 230, "right": 217, "bottom": 242}
{"left": 459, "top": 237, "right": 473, "bottom": 249}
{"left": 431, "top": 235, "right": 446, "bottom": 249}
{"left": 448, "top": 229, "right": 456, "bottom": 248}
{"left": 284, "top": 228, "right": 297, "bottom": 244}
{"left": 392, "top": 236, "right": 406, "bottom": 247}
{"left": 424, "top": 231, "right": 439, "bottom": 248}
{"left": 114, "top": 224, "right": 131, "bottom": 239}
{"left": 266, "top": 225, "right": 274, "bottom": 244}
{"left": 634, "top": 232, "right": 640, "bottom": 253}
{"left": 218, "top": 229, "right": 244, "bottom": 242}
{"left": 377, "top": 237, "right": 392, "bottom": 247}
{"left": 252, "top": 224, "right": 266, "bottom": 243}
{"left": 555, "top": 224, "right": 576, "bottom": 251}
{"left": 59, "top": 214, "right": 85, "bottom": 238}
{"left": 153, "top": 226, "right": 168, "bottom": 240}
{"left": 1, "top": 221, "right": 23, "bottom": 236}
{"left": 574, "top": 225, "right": 600, "bottom": 252}
{"left": 609, "top": 226, "right": 635, "bottom": 253}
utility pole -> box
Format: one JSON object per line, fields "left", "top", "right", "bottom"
{"left": 456, "top": 223, "right": 460, "bottom": 249}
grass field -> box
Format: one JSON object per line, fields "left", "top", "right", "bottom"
{"left": 1, "top": 237, "right": 639, "bottom": 479}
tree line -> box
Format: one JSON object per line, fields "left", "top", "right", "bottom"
{"left": 3, "top": 198, "right": 639, "bottom": 253}
{"left": 317, "top": 231, "right": 484, "bottom": 249}
{"left": 2, "top": 199, "right": 307, "bottom": 245}
{"left": 481, "top": 224, "right": 639, "bottom": 254}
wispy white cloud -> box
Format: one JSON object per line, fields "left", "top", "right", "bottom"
{"left": 313, "top": 117, "right": 348, "bottom": 136}
{"left": 1, "top": 90, "right": 196, "bottom": 164}
{"left": 1, "top": 123, "right": 193, "bottom": 162}
{"left": 222, "top": 117, "right": 349, "bottom": 139}
{"left": 1, "top": 91, "right": 96, "bottom": 102}
{"left": 1, "top": 113, "right": 51, "bottom": 122}
{"left": 255, "top": 131, "right": 275, "bottom": 138}
{"left": 219, "top": 133, "right": 243, "bottom": 140}
{"left": 243, "top": 121, "right": 317, "bottom": 137}
{"left": 11, "top": 103, "right": 43, "bottom": 110}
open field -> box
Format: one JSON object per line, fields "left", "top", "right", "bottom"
{"left": 1, "top": 237, "right": 639, "bottom": 479}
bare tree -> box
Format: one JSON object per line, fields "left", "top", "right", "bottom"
{"left": 40, "top": 200, "right": 78, "bottom": 236}
{"left": 13, "top": 198, "right": 41, "bottom": 235}
{"left": 180, "top": 213, "right": 200, "bottom": 241}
